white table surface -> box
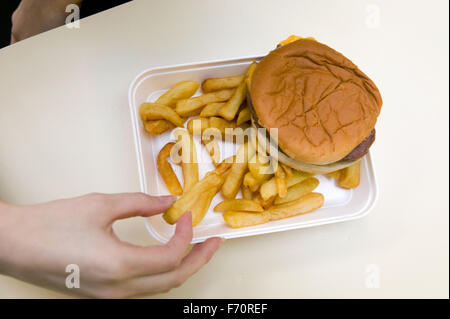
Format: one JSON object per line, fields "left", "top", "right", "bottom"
{"left": 0, "top": 0, "right": 448, "bottom": 298}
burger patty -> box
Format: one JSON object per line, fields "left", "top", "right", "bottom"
{"left": 340, "top": 129, "right": 375, "bottom": 161}
{"left": 249, "top": 98, "right": 375, "bottom": 163}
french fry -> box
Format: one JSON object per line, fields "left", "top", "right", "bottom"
{"left": 223, "top": 211, "right": 270, "bottom": 228}
{"left": 218, "top": 81, "right": 247, "bottom": 121}
{"left": 140, "top": 102, "right": 184, "bottom": 127}
{"left": 236, "top": 105, "right": 251, "bottom": 125}
{"left": 275, "top": 165, "right": 287, "bottom": 198}
{"left": 163, "top": 172, "right": 223, "bottom": 224}
{"left": 204, "top": 138, "right": 221, "bottom": 167}
{"left": 214, "top": 157, "right": 234, "bottom": 175}
{"left": 186, "top": 117, "right": 209, "bottom": 136}
{"left": 252, "top": 193, "right": 276, "bottom": 210}
{"left": 221, "top": 143, "right": 249, "bottom": 199}
{"left": 260, "top": 170, "right": 313, "bottom": 200}
{"left": 144, "top": 120, "right": 175, "bottom": 135}
{"left": 202, "top": 74, "right": 245, "bottom": 92}
{"left": 175, "top": 89, "right": 235, "bottom": 116}
{"left": 338, "top": 161, "right": 361, "bottom": 189}
{"left": 245, "top": 62, "right": 258, "bottom": 90}
{"left": 157, "top": 143, "right": 183, "bottom": 196}
{"left": 327, "top": 170, "right": 341, "bottom": 180}
{"left": 223, "top": 193, "right": 324, "bottom": 228}
{"left": 200, "top": 102, "right": 225, "bottom": 117}
{"left": 174, "top": 129, "right": 199, "bottom": 193}
{"left": 274, "top": 177, "right": 320, "bottom": 205}
{"left": 191, "top": 185, "right": 220, "bottom": 226}
{"left": 241, "top": 185, "right": 253, "bottom": 200}
{"left": 214, "top": 199, "right": 263, "bottom": 212}
{"left": 280, "top": 163, "right": 293, "bottom": 178}
{"left": 267, "top": 192, "right": 324, "bottom": 221}
{"left": 156, "top": 81, "right": 199, "bottom": 107}
{"left": 248, "top": 154, "right": 272, "bottom": 181}
{"left": 243, "top": 172, "right": 265, "bottom": 192}
{"left": 208, "top": 116, "right": 236, "bottom": 136}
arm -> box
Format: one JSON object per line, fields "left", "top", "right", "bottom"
{"left": 11, "top": 0, "right": 83, "bottom": 43}
{"left": 0, "top": 194, "right": 222, "bottom": 298}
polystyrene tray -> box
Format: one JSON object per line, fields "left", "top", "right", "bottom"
{"left": 128, "top": 56, "right": 378, "bottom": 243}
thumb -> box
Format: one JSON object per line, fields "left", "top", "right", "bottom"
{"left": 103, "top": 193, "right": 175, "bottom": 221}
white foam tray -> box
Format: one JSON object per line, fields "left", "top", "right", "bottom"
{"left": 128, "top": 56, "right": 378, "bottom": 243}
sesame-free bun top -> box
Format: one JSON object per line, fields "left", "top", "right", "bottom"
{"left": 250, "top": 39, "right": 382, "bottom": 165}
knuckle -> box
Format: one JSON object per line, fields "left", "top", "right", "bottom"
{"left": 104, "top": 259, "right": 128, "bottom": 282}
{"left": 164, "top": 250, "right": 183, "bottom": 270}
{"left": 172, "top": 273, "right": 187, "bottom": 288}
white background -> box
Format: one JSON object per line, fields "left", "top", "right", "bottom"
{"left": 0, "top": 0, "right": 448, "bottom": 298}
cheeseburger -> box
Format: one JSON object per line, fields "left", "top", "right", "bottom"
{"left": 248, "top": 37, "right": 382, "bottom": 174}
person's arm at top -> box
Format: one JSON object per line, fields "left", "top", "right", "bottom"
{"left": 0, "top": 194, "right": 222, "bottom": 298}
{"left": 11, "top": 0, "right": 83, "bottom": 43}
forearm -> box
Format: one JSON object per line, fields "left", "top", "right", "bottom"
{"left": 0, "top": 201, "right": 15, "bottom": 276}
{"left": 11, "top": 0, "right": 84, "bottom": 43}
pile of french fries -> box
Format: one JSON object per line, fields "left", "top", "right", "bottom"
{"left": 140, "top": 62, "right": 361, "bottom": 229}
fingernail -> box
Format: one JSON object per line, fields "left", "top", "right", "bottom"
{"left": 159, "top": 195, "right": 175, "bottom": 204}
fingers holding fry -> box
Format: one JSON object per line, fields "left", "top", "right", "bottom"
{"left": 163, "top": 172, "right": 224, "bottom": 224}
{"left": 191, "top": 185, "right": 220, "bottom": 226}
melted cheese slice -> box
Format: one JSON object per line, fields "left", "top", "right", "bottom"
{"left": 278, "top": 35, "right": 316, "bottom": 46}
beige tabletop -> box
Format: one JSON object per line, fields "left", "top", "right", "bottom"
{"left": 0, "top": 0, "right": 448, "bottom": 298}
